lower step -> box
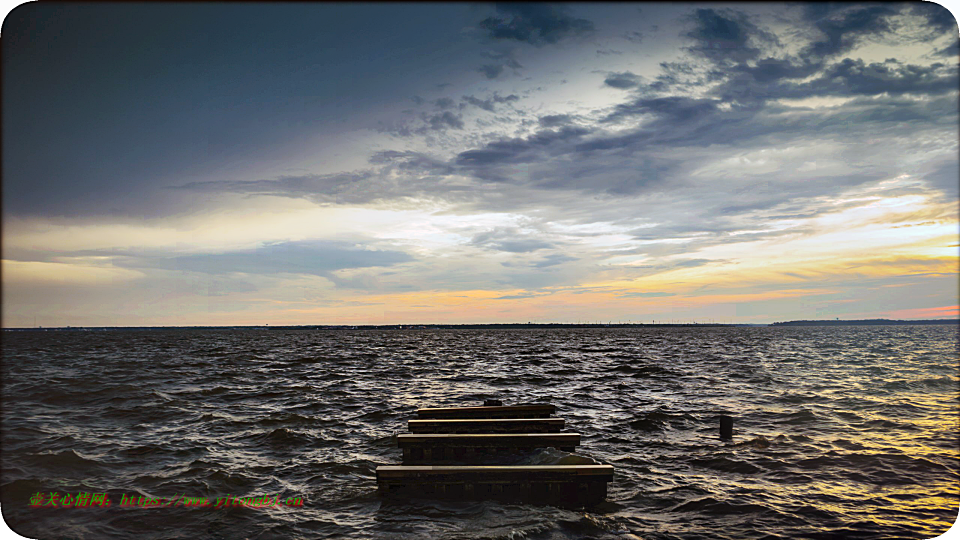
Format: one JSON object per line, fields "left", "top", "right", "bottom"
{"left": 398, "top": 433, "right": 580, "bottom": 464}
{"left": 376, "top": 465, "right": 613, "bottom": 505}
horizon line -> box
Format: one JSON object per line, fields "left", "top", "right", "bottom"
{"left": 4, "top": 318, "right": 958, "bottom": 330}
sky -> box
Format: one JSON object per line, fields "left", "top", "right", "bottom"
{"left": 2, "top": 2, "right": 958, "bottom": 327}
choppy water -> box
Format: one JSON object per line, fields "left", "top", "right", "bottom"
{"left": 2, "top": 326, "right": 958, "bottom": 539}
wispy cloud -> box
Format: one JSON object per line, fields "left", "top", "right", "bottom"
{"left": 478, "top": 4, "right": 594, "bottom": 46}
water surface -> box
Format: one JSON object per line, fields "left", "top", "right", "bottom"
{"left": 2, "top": 326, "right": 958, "bottom": 539}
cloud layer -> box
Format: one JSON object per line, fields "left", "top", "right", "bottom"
{"left": 3, "top": 3, "right": 957, "bottom": 325}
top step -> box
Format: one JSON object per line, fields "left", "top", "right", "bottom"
{"left": 409, "top": 418, "right": 564, "bottom": 433}
{"left": 417, "top": 404, "right": 556, "bottom": 419}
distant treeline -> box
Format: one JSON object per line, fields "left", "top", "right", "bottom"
{"left": 5, "top": 323, "right": 745, "bottom": 332}
{"left": 770, "top": 319, "right": 958, "bottom": 326}
{"left": 5, "top": 320, "right": 956, "bottom": 331}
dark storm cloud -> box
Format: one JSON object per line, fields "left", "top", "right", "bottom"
{"left": 933, "top": 38, "right": 960, "bottom": 57}
{"left": 478, "top": 64, "right": 505, "bottom": 79}
{"left": 602, "top": 96, "right": 720, "bottom": 126}
{"left": 799, "top": 4, "right": 896, "bottom": 61}
{"left": 379, "top": 110, "right": 466, "bottom": 137}
{"left": 685, "top": 8, "right": 774, "bottom": 63}
{"left": 470, "top": 227, "right": 555, "bottom": 253}
{"left": 476, "top": 49, "right": 524, "bottom": 79}
{"left": 648, "top": 61, "right": 710, "bottom": 92}
{"left": 780, "top": 59, "right": 959, "bottom": 98}
{"left": 674, "top": 2, "right": 957, "bottom": 111}
{"left": 13, "top": 2, "right": 955, "bottom": 238}
{"left": 478, "top": 49, "right": 525, "bottom": 75}
{"left": 478, "top": 3, "right": 594, "bottom": 46}
{"left": 669, "top": 5, "right": 957, "bottom": 108}
{"left": 423, "top": 111, "right": 465, "bottom": 130}
{"left": 711, "top": 58, "right": 958, "bottom": 106}
{"left": 535, "top": 154, "right": 678, "bottom": 196}
{"left": 481, "top": 50, "right": 524, "bottom": 69}
{"left": 538, "top": 114, "right": 574, "bottom": 127}
{"left": 454, "top": 125, "right": 593, "bottom": 173}
{"left": 704, "top": 57, "right": 820, "bottom": 105}
{"left": 432, "top": 110, "right": 688, "bottom": 197}
{"left": 531, "top": 253, "right": 577, "bottom": 268}
{"left": 677, "top": 4, "right": 939, "bottom": 106}
{"left": 729, "top": 91, "right": 946, "bottom": 145}
{"left": 461, "top": 93, "right": 519, "bottom": 112}
{"left": 121, "top": 240, "right": 413, "bottom": 277}
{"left": 596, "top": 48, "right": 623, "bottom": 56}
{"left": 730, "top": 57, "right": 822, "bottom": 84}
{"left": 603, "top": 71, "right": 641, "bottom": 89}
{"left": 368, "top": 150, "right": 454, "bottom": 175}
{"left": 911, "top": 2, "right": 959, "bottom": 35}
{"left": 362, "top": 58, "right": 954, "bottom": 209}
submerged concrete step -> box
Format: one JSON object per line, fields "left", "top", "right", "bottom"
{"left": 417, "top": 404, "right": 556, "bottom": 419}
{"left": 376, "top": 464, "right": 613, "bottom": 505}
{"left": 380, "top": 402, "right": 613, "bottom": 505}
{"left": 408, "top": 418, "right": 565, "bottom": 433}
{"left": 398, "top": 432, "right": 580, "bottom": 464}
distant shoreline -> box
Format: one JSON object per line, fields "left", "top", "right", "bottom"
{"left": 768, "top": 319, "right": 958, "bottom": 326}
{"left": 3, "top": 319, "right": 957, "bottom": 331}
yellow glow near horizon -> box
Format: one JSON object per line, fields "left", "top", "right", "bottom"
{"left": 2, "top": 260, "right": 144, "bottom": 285}
{"left": 2, "top": 169, "right": 957, "bottom": 326}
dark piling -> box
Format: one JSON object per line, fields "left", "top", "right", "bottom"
{"left": 719, "top": 415, "right": 733, "bottom": 439}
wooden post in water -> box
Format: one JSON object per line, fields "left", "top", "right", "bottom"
{"left": 719, "top": 415, "right": 733, "bottom": 439}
